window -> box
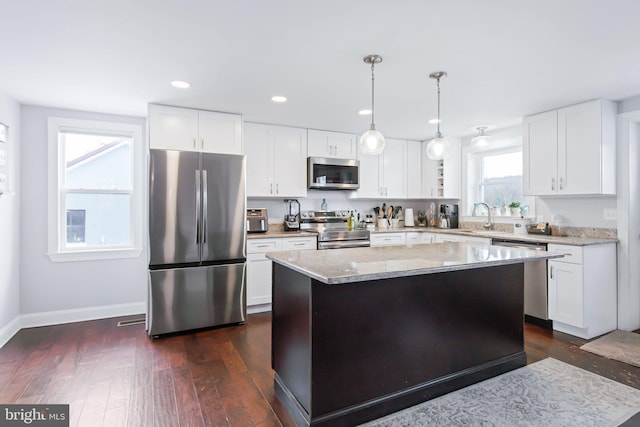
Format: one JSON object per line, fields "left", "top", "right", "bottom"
{"left": 464, "top": 142, "right": 534, "bottom": 217}
{"left": 479, "top": 150, "right": 525, "bottom": 210}
{"left": 48, "top": 117, "right": 143, "bottom": 261}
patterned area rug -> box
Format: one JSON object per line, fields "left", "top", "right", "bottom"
{"left": 580, "top": 330, "right": 640, "bottom": 368}
{"left": 360, "top": 358, "right": 640, "bottom": 427}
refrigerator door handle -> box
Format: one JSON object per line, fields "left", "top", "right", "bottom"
{"left": 195, "top": 170, "right": 201, "bottom": 244}
{"left": 202, "top": 169, "right": 208, "bottom": 243}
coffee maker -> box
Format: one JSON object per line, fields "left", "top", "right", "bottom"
{"left": 438, "top": 204, "right": 459, "bottom": 229}
{"left": 284, "top": 199, "right": 300, "bottom": 231}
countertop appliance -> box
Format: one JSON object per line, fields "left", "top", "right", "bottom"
{"left": 148, "top": 149, "right": 246, "bottom": 337}
{"left": 300, "top": 210, "right": 370, "bottom": 249}
{"left": 491, "top": 238, "right": 551, "bottom": 327}
{"left": 284, "top": 199, "right": 300, "bottom": 231}
{"left": 307, "top": 157, "right": 360, "bottom": 190}
{"left": 247, "top": 208, "right": 268, "bottom": 233}
{"left": 437, "top": 203, "right": 459, "bottom": 229}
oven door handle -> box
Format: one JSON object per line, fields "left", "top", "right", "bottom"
{"left": 318, "top": 240, "right": 371, "bottom": 250}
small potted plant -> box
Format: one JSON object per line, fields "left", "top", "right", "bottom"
{"left": 508, "top": 201, "right": 521, "bottom": 216}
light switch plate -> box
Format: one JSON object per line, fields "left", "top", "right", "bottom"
{"left": 603, "top": 208, "right": 617, "bottom": 221}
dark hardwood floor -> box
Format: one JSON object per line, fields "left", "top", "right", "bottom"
{"left": 1, "top": 313, "right": 639, "bottom": 426}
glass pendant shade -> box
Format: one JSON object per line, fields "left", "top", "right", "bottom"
{"left": 471, "top": 126, "right": 490, "bottom": 148}
{"left": 426, "top": 136, "right": 450, "bottom": 160}
{"left": 359, "top": 128, "right": 385, "bottom": 155}
{"left": 471, "top": 134, "right": 490, "bottom": 147}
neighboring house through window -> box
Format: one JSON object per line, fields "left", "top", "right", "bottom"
{"left": 48, "top": 117, "right": 143, "bottom": 261}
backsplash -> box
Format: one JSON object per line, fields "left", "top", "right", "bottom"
{"left": 460, "top": 222, "right": 617, "bottom": 239}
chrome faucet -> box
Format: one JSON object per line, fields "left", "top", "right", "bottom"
{"left": 473, "top": 202, "right": 493, "bottom": 230}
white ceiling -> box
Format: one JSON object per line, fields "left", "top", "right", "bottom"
{"left": 2, "top": 0, "right": 640, "bottom": 140}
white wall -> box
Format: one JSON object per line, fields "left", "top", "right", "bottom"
{"left": 19, "top": 105, "right": 147, "bottom": 324}
{"left": 0, "top": 92, "right": 21, "bottom": 346}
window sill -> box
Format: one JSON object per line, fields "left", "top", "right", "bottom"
{"left": 47, "top": 248, "right": 143, "bottom": 263}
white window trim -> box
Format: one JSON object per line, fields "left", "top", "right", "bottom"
{"left": 47, "top": 117, "right": 144, "bottom": 262}
{"left": 461, "top": 136, "right": 535, "bottom": 220}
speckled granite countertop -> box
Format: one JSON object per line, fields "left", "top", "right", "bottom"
{"left": 266, "top": 242, "right": 564, "bottom": 284}
{"left": 371, "top": 227, "right": 617, "bottom": 246}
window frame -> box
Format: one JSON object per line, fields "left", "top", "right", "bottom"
{"left": 462, "top": 137, "right": 535, "bottom": 218}
{"left": 47, "top": 117, "right": 143, "bottom": 262}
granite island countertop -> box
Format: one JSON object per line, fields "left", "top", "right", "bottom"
{"left": 266, "top": 242, "right": 564, "bottom": 284}
{"left": 372, "top": 227, "right": 617, "bottom": 246}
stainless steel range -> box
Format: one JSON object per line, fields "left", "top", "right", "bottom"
{"left": 300, "top": 210, "right": 370, "bottom": 249}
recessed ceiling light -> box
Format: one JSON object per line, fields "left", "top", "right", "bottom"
{"left": 271, "top": 95, "right": 287, "bottom": 103}
{"left": 171, "top": 80, "right": 191, "bottom": 89}
{"left": 358, "top": 109, "right": 372, "bottom": 115}
{"left": 428, "top": 118, "right": 440, "bottom": 124}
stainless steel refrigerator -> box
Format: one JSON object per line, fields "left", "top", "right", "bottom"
{"left": 147, "top": 149, "right": 246, "bottom": 336}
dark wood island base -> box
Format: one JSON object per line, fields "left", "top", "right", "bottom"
{"left": 272, "top": 262, "right": 527, "bottom": 426}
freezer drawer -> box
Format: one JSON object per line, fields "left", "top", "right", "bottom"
{"left": 148, "top": 263, "right": 246, "bottom": 336}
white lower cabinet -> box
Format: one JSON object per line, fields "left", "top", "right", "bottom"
{"left": 405, "top": 232, "right": 436, "bottom": 244}
{"left": 547, "top": 243, "right": 616, "bottom": 339}
{"left": 246, "top": 236, "right": 317, "bottom": 312}
{"left": 370, "top": 232, "right": 406, "bottom": 247}
{"left": 434, "top": 234, "right": 491, "bottom": 245}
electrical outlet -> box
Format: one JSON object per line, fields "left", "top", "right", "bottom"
{"left": 603, "top": 208, "right": 617, "bottom": 221}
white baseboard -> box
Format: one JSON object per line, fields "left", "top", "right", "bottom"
{"left": 20, "top": 302, "right": 146, "bottom": 329}
{"left": 247, "top": 303, "right": 271, "bottom": 315}
{"left": 0, "top": 316, "right": 21, "bottom": 349}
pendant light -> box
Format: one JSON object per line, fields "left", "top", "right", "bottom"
{"left": 471, "top": 126, "right": 491, "bottom": 148}
{"left": 426, "top": 71, "right": 450, "bottom": 160}
{"left": 359, "top": 54, "right": 385, "bottom": 155}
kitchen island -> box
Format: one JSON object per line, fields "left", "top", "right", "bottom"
{"left": 267, "top": 242, "right": 563, "bottom": 426}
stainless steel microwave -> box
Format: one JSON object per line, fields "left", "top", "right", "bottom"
{"left": 307, "top": 157, "right": 359, "bottom": 190}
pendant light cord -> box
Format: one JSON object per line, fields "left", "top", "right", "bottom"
{"left": 436, "top": 77, "right": 441, "bottom": 136}
{"left": 370, "top": 61, "right": 376, "bottom": 130}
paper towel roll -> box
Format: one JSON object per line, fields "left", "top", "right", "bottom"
{"left": 404, "top": 208, "right": 415, "bottom": 226}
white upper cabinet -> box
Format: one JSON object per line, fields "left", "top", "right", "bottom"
{"left": 307, "top": 129, "right": 357, "bottom": 159}
{"left": 523, "top": 99, "right": 616, "bottom": 196}
{"left": 406, "top": 140, "right": 422, "bottom": 198}
{"left": 355, "top": 139, "right": 407, "bottom": 199}
{"left": 382, "top": 139, "right": 407, "bottom": 198}
{"left": 149, "top": 104, "right": 242, "bottom": 154}
{"left": 244, "top": 123, "right": 307, "bottom": 198}
{"left": 523, "top": 110, "right": 558, "bottom": 195}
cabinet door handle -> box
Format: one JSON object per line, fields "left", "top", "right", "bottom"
{"left": 257, "top": 244, "right": 269, "bottom": 248}
{"left": 193, "top": 138, "right": 197, "bottom": 150}
{"left": 559, "top": 177, "right": 564, "bottom": 191}
{"left": 276, "top": 183, "right": 279, "bottom": 194}
{"left": 294, "top": 243, "right": 305, "bottom": 246}
{"left": 551, "top": 178, "right": 555, "bottom": 191}
{"left": 550, "top": 266, "right": 554, "bottom": 279}
{"left": 270, "top": 183, "right": 273, "bottom": 194}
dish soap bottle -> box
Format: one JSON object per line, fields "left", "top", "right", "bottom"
{"left": 321, "top": 198, "right": 327, "bottom": 210}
